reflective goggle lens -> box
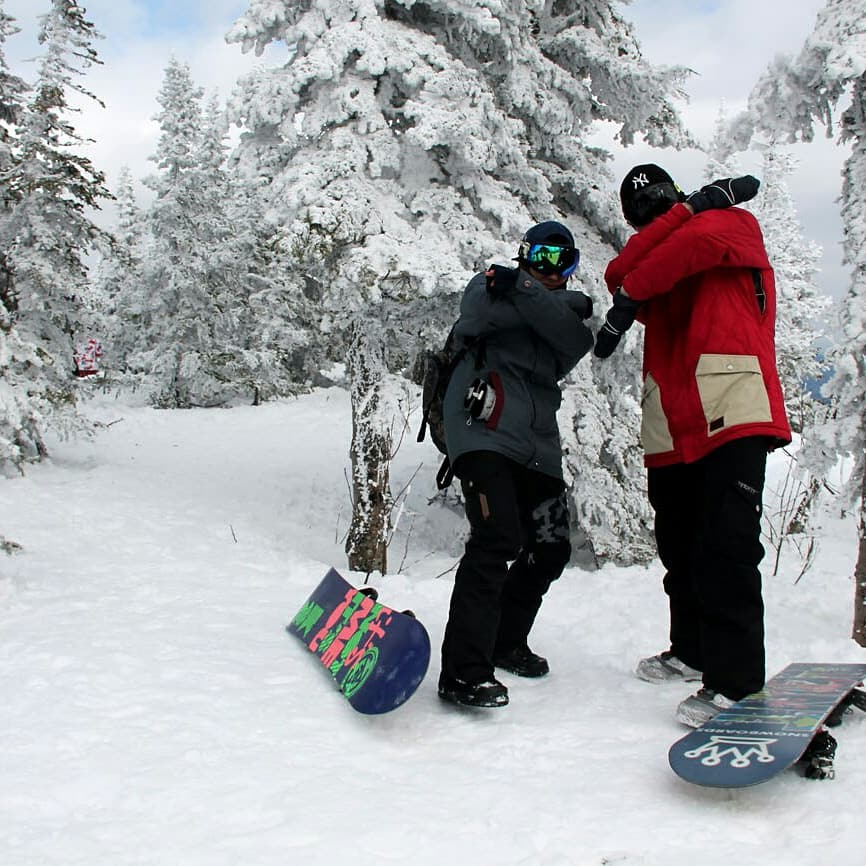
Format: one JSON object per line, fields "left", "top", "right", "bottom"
{"left": 526, "top": 243, "right": 578, "bottom": 276}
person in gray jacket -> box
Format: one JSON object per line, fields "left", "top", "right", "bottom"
{"left": 438, "top": 220, "right": 594, "bottom": 708}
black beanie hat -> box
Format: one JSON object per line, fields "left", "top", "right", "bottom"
{"left": 521, "top": 220, "right": 575, "bottom": 248}
{"left": 620, "top": 164, "right": 684, "bottom": 226}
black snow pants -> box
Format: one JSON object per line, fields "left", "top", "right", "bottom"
{"left": 441, "top": 451, "right": 571, "bottom": 683}
{"left": 648, "top": 436, "right": 770, "bottom": 700}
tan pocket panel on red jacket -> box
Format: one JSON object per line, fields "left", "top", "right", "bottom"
{"left": 640, "top": 373, "right": 674, "bottom": 455}
{"left": 695, "top": 354, "right": 772, "bottom": 436}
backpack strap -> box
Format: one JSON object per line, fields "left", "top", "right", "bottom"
{"left": 416, "top": 397, "right": 431, "bottom": 443}
{"left": 436, "top": 456, "right": 455, "bottom": 490}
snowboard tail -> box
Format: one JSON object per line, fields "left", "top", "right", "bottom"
{"left": 287, "top": 567, "right": 431, "bottom": 714}
{"left": 669, "top": 662, "right": 866, "bottom": 788}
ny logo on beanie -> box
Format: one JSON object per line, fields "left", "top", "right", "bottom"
{"left": 620, "top": 163, "right": 682, "bottom": 227}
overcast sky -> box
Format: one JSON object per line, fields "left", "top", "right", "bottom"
{"left": 3, "top": 0, "right": 847, "bottom": 295}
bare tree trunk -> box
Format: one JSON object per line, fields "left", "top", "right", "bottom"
{"left": 345, "top": 322, "right": 392, "bottom": 576}
{"left": 853, "top": 443, "right": 866, "bottom": 646}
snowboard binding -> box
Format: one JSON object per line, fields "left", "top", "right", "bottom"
{"left": 799, "top": 688, "right": 866, "bottom": 780}
{"left": 799, "top": 729, "right": 837, "bottom": 780}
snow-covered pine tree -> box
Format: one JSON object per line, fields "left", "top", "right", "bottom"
{"left": 126, "top": 58, "right": 206, "bottom": 404}
{"left": 94, "top": 166, "right": 145, "bottom": 378}
{"left": 226, "top": 0, "right": 692, "bottom": 567}
{"left": 726, "top": 0, "right": 866, "bottom": 644}
{"left": 181, "top": 92, "right": 268, "bottom": 402}
{"left": 0, "top": 0, "right": 27, "bottom": 251}
{"left": 0, "top": 0, "right": 110, "bottom": 462}
{"left": 0, "top": 309, "right": 46, "bottom": 469}
{"left": 0, "top": 0, "right": 44, "bottom": 470}
{"left": 201, "top": 93, "right": 320, "bottom": 403}
{"left": 128, "top": 59, "right": 307, "bottom": 407}
{"left": 130, "top": 62, "right": 255, "bottom": 405}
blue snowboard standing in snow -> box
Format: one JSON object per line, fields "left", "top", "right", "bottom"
{"left": 669, "top": 662, "right": 866, "bottom": 788}
{"left": 287, "top": 568, "right": 431, "bottom": 715}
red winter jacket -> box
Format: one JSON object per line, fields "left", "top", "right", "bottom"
{"left": 605, "top": 203, "right": 791, "bottom": 468}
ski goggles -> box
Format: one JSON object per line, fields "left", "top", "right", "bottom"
{"left": 522, "top": 243, "right": 579, "bottom": 277}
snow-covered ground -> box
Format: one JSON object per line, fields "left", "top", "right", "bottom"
{"left": 1, "top": 388, "right": 863, "bottom": 866}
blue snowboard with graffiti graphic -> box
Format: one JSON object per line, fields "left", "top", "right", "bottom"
{"left": 287, "top": 568, "right": 431, "bottom": 714}
{"left": 669, "top": 662, "right": 866, "bottom": 788}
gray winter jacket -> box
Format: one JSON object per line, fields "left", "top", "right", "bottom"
{"left": 443, "top": 266, "right": 594, "bottom": 480}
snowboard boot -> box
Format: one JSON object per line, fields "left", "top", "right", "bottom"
{"left": 636, "top": 650, "right": 702, "bottom": 684}
{"left": 438, "top": 674, "right": 509, "bottom": 708}
{"left": 676, "top": 687, "right": 735, "bottom": 728}
{"left": 493, "top": 645, "right": 550, "bottom": 678}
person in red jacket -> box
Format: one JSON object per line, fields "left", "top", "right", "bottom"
{"left": 596, "top": 164, "right": 792, "bottom": 727}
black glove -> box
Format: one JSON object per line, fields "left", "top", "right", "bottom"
{"left": 594, "top": 290, "right": 641, "bottom": 359}
{"left": 567, "top": 291, "right": 593, "bottom": 320}
{"left": 686, "top": 175, "right": 760, "bottom": 214}
{"left": 485, "top": 264, "right": 517, "bottom": 298}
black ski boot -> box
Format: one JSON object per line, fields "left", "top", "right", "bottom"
{"left": 493, "top": 645, "right": 550, "bottom": 678}
{"left": 438, "top": 674, "right": 509, "bottom": 708}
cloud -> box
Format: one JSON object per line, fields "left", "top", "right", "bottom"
{"left": 627, "top": 0, "right": 826, "bottom": 95}
{"left": 4, "top": 1, "right": 262, "bottom": 204}
{"left": 72, "top": 29, "right": 260, "bottom": 190}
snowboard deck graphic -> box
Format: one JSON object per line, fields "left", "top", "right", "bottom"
{"left": 287, "top": 567, "right": 431, "bottom": 714}
{"left": 669, "top": 662, "right": 866, "bottom": 788}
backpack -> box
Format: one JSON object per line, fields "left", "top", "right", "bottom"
{"left": 416, "top": 326, "right": 482, "bottom": 490}
{"left": 418, "top": 265, "right": 513, "bottom": 488}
